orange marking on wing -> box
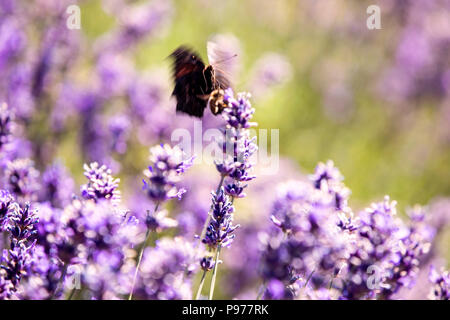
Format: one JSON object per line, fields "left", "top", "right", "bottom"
{"left": 176, "top": 64, "right": 195, "bottom": 78}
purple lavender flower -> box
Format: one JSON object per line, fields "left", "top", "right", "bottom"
{"left": 41, "top": 162, "right": 75, "bottom": 208}
{"left": 222, "top": 90, "right": 256, "bottom": 130}
{"left": 379, "top": 206, "right": 434, "bottom": 299}
{"left": 132, "top": 237, "right": 198, "bottom": 300}
{"left": 200, "top": 256, "right": 216, "bottom": 271}
{"left": 428, "top": 265, "right": 449, "bottom": 300}
{"left": 216, "top": 89, "right": 257, "bottom": 196}
{"left": 0, "top": 102, "right": 13, "bottom": 154}
{"left": 0, "top": 16, "right": 26, "bottom": 70}
{"left": 263, "top": 279, "right": 293, "bottom": 300}
{"left": 81, "top": 162, "right": 121, "bottom": 204}
{"left": 1, "top": 203, "right": 38, "bottom": 293}
{"left": 0, "top": 275, "right": 12, "bottom": 299}
{"left": 310, "top": 160, "right": 351, "bottom": 211}
{"left": 340, "top": 196, "right": 403, "bottom": 300}
{"left": 202, "top": 188, "right": 239, "bottom": 249}
{"left": 142, "top": 144, "right": 194, "bottom": 202}
{"left": 108, "top": 114, "right": 131, "bottom": 155}
{"left": 4, "top": 158, "right": 40, "bottom": 202}
{"left": 0, "top": 189, "right": 13, "bottom": 231}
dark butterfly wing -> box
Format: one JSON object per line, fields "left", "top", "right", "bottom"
{"left": 170, "top": 46, "right": 212, "bottom": 118}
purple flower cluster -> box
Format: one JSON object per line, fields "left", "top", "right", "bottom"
{"left": 0, "top": 190, "right": 13, "bottom": 231}
{"left": 132, "top": 237, "right": 198, "bottom": 300}
{"left": 428, "top": 265, "right": 449, "bottom": 300}
{"left": 260, "top": 161, "right": 436, "bottom": 300}
{"left": 142, "top": 144, "right": 194, "bottom": 202}
{"left": 4, "top": 158, "right": 40, "bottom": 202}
{"left": 81, "top": 162, "right": 121, "bottom": 204}
{"left": 1, "top": 202, "right": 38, "bottom": 297}
{"left": 216, "top": 89, "right": 257, "bottom": 197}
{"left": 203, "top": 188, "right": 239, "bottom": 249}
{"left": 0, "top": 0, "right": 449, "bottom": 302}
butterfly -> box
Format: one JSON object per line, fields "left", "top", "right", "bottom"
{"left": 169, "top": 42, "right": 236, "bottom": 118}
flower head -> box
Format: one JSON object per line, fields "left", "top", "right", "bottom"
{"left": 428, "top": 265, "right": 450, "bottom": 300}
{"left": 142, "top": 144, "right": 194, "bottom": 202}
{"left": 81, "top": 162, "right": 121, "bottom": 204}
{"left": 4, "top": 158, "right": 40, "bottom": 201}
{"left": 0, "top": 190, "right": 13, "bottom": 231}
{"left": 202, "top": 187, "right": 239, "bottom": 249}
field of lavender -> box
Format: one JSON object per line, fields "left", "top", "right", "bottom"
{"left": 0, "top": 0, "right": 449, "bottom": 300}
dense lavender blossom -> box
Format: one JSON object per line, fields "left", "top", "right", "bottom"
{"left": 133, "top": 237, "right": 198, "bottom": 300}
{"left": 262, "top": 178, "right": 351, "bottom": 299}
{"left": 142, "top": 144, "right": 194, "bottom": 202}
{"left": 4, "top": 158, "right": 40, "bottom": 202}
{"left": 203, "top": 188, "right": 239, "bottom": 249}
{"left": 215, "top": 90, "right": 257, "bottom": 202}
{"left": 261, "top": 162, "right": 436, "bottom": 300}
{"left": 1, "top": 203, "right": 38, "bottom": 296}
{"left": 81, "top": 162, "right": 121, "bottom": 204}
{"left": 310, "top": 160, "right": 351, "bottom": 212}
{"left": 0, "top": 189, "right": 13, "bottom": 231}
{"left": 379, "top": 207, "right": 434, "bottom": 298}
{"left": 428, "top": 265, "right": 449, "bottom": 300}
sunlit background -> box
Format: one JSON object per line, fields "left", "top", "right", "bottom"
{"left": 1, "top": 0, "right": 449, "bottom": 299}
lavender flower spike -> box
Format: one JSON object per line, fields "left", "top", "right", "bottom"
{"left": 1, "top": 203, "right": 38, "bottom": 293}
{"left": 202, "top": 187, "right": 239, "bottom": 249}
{"left": 428, "top": 265, "right": 450, "bottom": 300}
{"left": 142, "top": 143, "right": 194, "bottom": 202}
{"left": 0, "top": 190, "right": 13, "bottom": 231}
{"left": 81, "top": 162, "right": 121, "bottom": 204}
{"left": 4, "top": 158, "right": 40, "bottom": 201}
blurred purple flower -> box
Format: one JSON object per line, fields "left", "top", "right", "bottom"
{"left": 4, "top": 158, "right": 40, "bottom": 202}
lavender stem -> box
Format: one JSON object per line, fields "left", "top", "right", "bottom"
{"left": 128, "top": 202, "right": 160, "bottom": 300}
{"left": 209, "top": 245, "right": 221, "bottom": 300}
{"left": 195, "top": 269, "right": 208, "bottom": 300}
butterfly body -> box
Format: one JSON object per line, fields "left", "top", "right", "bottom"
{"left": 170, "top": 45, "right": 233, "bottom": 118}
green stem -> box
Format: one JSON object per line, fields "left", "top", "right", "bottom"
{"left": 195, "top": 270, "right": 208, "bottom": 300}
{"left": 67, "top": 288, "right": 76, "bottom": 300}
{"left": 128, "top": 202, "right": 160, "bottom": 300}
{"left": 209, "top": 245, "right": 221, "bottom": 300}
